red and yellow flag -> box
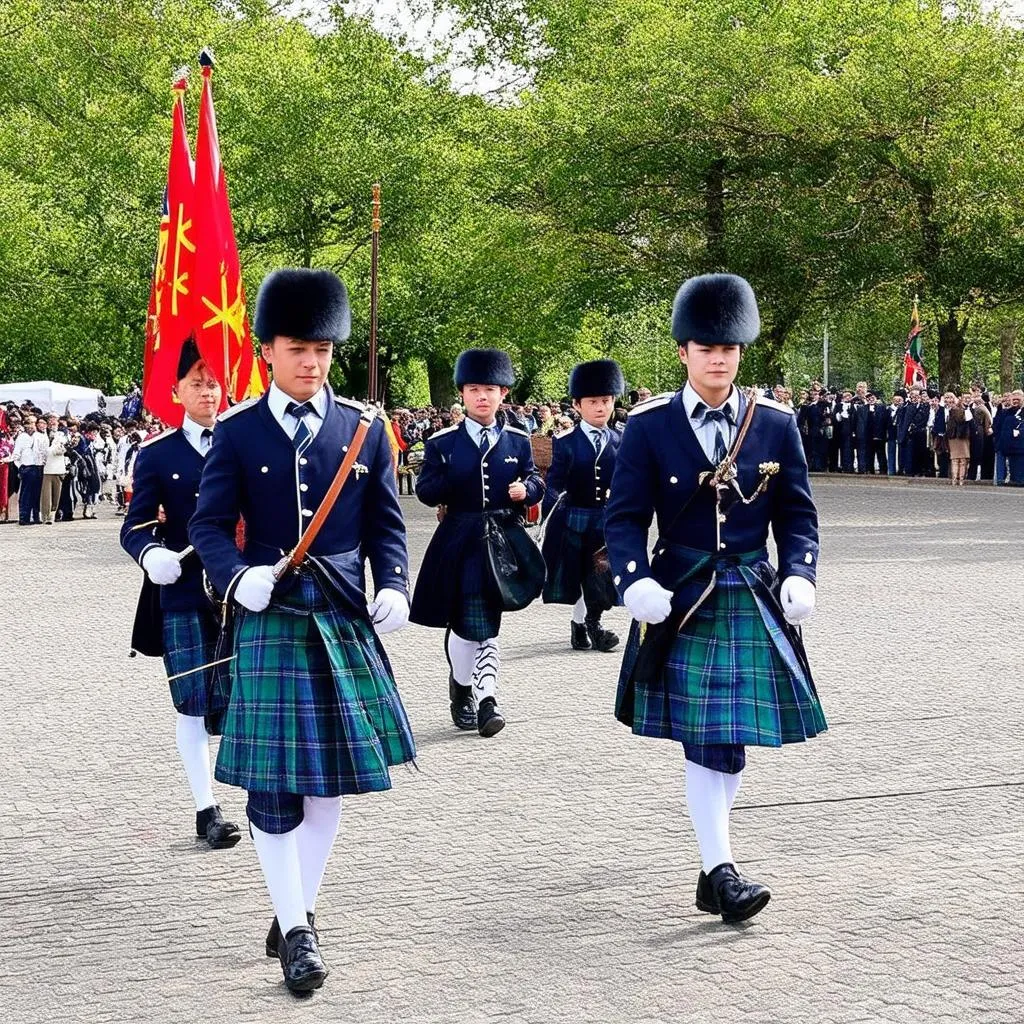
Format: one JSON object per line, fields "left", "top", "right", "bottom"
{"left": 190, "top": 53, "right": 256, "bottom": 408}
{"left": 143, "top": 75, "right": 196, "bottom": 427}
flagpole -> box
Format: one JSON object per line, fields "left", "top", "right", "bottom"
{"left": 369, "top": 183, "right": 381, "bottom": 403}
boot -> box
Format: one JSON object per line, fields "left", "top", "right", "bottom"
{"left": 195, "top": 805, "right": 241, "bottom": 849}
{"left": 695, "top": 863, "right": 771, "bottom": 924}
{"left": 585, "top": 615, "right": 619, "bottom": 653}
{"left": 477, "top": 696, "right": 505, "bottom": 738}
{"left": 449, "top": 673, "right": 476, "bottom": 731}
{"left": 570, "top": 621, "right": 591, "bottom": 650}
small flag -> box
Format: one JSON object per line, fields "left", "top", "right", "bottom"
{"left": 903, "top": 296, "right": 928, "bottom": 388}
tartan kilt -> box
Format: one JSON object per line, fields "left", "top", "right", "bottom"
{"left": 615, "top": 554, "right": 827, "bottom": 748}
{"left": 542, "top": 504, "right": 618, "bottom": 610}
{"left": 411, "top": 513, "right": 503, "bottom": 641}
{"left": 161, "top": 607, "right": 223, "bottom": 719}
{"left": 215, "top": 576, "right": 416, "bottom": 796}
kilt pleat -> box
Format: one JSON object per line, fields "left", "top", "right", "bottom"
{"left": 615, "top": 554, "right": 827, "bottom": 748}
{"left": 161, "top": 608, "right": 220, "bottom": 717}
{"left": 215, "top": 577, "right": 416, "bottom": 796}
{"left": 542, "top": 505, "right": 616, "bottom": 609}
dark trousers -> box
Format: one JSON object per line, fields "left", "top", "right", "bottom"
{"left": 898, "top": 439, "right": 912, "bottom": 476}
{"left": 17, "top": 465, "right": 42, "bottom": 523}
{"left": 887, "top": 439, "right": 898, "bottom": 475}
{"left": 937, "top": 451, "right": 951, "bottom": 479}
{"left": 872, "top": 440, "right": 888, "bottom": 474}
{"left": 840, "top": 437, "right": 855, "bottom": 473}
{"left": 856, "top": 443, "right": 870, "bottom": 473}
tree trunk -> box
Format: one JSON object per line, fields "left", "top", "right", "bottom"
{"left": 704, "top": 157, "right": 727, "bottom": 271}
{"left": 427, "top": 352, "right": 455, "bottom": 407}
{"left": 937, "top": 309, "right": 967, "bottom": 390}
{"left": 999, "top": 322, "right": 1017, "bottom": 393}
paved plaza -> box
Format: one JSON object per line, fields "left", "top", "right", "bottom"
{"left": 1, "top": 478, "right": 1021, "bottom": 1023}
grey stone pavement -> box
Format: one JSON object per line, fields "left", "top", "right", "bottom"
{"left": 1, "top": 478, "right": 1022, "bottom": 1024}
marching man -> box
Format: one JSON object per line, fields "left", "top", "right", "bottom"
{"left": 605, "top": 274, "right": 827, "bottom": 924}
{"left": 411, "top": 348, "right": 545, "bottom": 737}
{"left": 190, "top": 269, "right": 416, "bottom": 994}
{"left": 541, "top": 359, "right": 624, "bottom": 652}
{"left": 120, "top": 337, "right": 241, "bottom": 851}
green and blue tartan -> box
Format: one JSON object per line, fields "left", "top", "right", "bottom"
{"left": 215, "top": 574, "right": 416, "bottom": 796}
{"left": 616, "top": 548, "right": 827, "bottom": 748}
{"left": 161, "top": 608, "right": 220, "bottom": 716}
{"left": 542, "top": 505, "right": 616, "bottom": 612}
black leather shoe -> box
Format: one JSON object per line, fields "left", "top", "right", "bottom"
{"left": 571, "top": 621, "right": 592, "bottom": 650}
{"left": 695, "top": 863, "right": 771, "bottom": 924}
{"left": 449, "top": 674, "right": 477, "bottom": 730}
{"left": 266, "top": 911, "right": 316, "bottom": 959}
{"left": 195, "top": 805, "right": 241, "bottom": 849}
{"left": 278, "top": 925, "right": 328, "bottom": 994}
{"left": 585, "top": 616, "right": 620, "bottom": 653}
{"left": 477, "top": 696, "right": 505, "bottom": 737}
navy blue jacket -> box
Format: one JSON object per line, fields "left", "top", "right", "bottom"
{"left": 120, "top": 429, "right": 208, "bottom": 613}
{"left": 605, "top": 391, "right": 819, "bottom": 598}
{"left": 1000, "top": 409, "right": 1024, "bottom": 455}
{"left": 189, "top": 389, "right": 408, "bottom": 606}
{"left": 415, "top": 420, "right": 544, "bottom": 513}
{"left": 541, "top": 424, "right": 620, "bottom": 517}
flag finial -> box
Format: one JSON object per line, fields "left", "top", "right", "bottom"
{"left": 199, "top": 46, "right": 215, "bottom": 69}
{"left": 171, "top": 65, "right": 190, "bottom": 89}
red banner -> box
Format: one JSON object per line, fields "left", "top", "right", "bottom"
{"left": 142, "top": 77, "right": 196, "bottom": 426}
{"left": 191, "top": 60, "right": 253, "bottom": 406}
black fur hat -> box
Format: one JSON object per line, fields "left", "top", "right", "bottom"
{"left": 671, "top": 273, "right": 761, "bottom": 346}
{"left": 568, "top": 359, "right": 625, "bottom": 399}
{"left": 253, "top": 268, "right": 351, "bottom": 345}
{"left": 453, "top": 348, "right": 515, "bottom": 388}
{"left": 175, "top": 335, "right": 203, "bottom": 381}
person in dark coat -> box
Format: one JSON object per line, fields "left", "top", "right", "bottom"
{"left": 865, "top": 392, "right": 889, "bottom": 474}
{"left": 605, "top": 274, "right": 825, "bottom": 926}
{"left": 834, "top": 390, "right": 856, "bottom": 472}
{"left": 993, "top": 394, "right": 1014, "bottom": 485}
{"left": 1002, "top": 394, "right": 1024, "bottom": 485}
{"left": 411, "top": 348, "right": 545, "bottom": 738}
{"left": 121, "top": 337, "right": 241, "bottom": 851}
{"left": 541, "top": 359, "right": 624, "bottom": 653}
{"left": 190, "top": 269, "right": 415, "bottom": 995}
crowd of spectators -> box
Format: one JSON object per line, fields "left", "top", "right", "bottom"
{"left": 792, "top": 380, "right": 1023, "bottom": 485}
{"left": 0, "top": 398, "right": 165, "bottom": 525}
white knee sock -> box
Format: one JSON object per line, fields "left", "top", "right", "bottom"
{"left": 447, "top": 632, "right": 478, "bottom": 686}
{"left": 251, "top": 824, "right": 307, "bottom": 935}
{"left": 723, "top": 769, "right": 742, "bottom": 811}
{"left": 296, "top": 796, "right": 342, "bottom": 914}
{"left": 684, "top": 760, "right": 734, "bottom": 873}
{"left": 175, "top": 713, "right": 215, "bottom": 811}
{"left": 470, "top": 638, "right": 500, "bottom": 702}
{"left": 571, "top": 596, "right": 587, "bottom": 624}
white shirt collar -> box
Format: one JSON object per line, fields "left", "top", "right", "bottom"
{"left": 267, "top": 381, "right": 328, "bottom": 426}
{"left": 180, "top": 414, "right": 214, "bottom": 452}
{"left": 682, "top": 381, "right": 740, "bottom": 423}
{"left": 464, "top": 416, "right": 499, "bottom": 445}
{"left": 580, "top": 421, "right": 608, "bottom": 448}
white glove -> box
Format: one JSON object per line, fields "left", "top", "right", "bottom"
{"left": 141, "top": 547, "right": 182, "bottom": 587}
{"left": 234, "top": 565, "right": 277, "bottom": 613}
{"left": 368, "top": 588, "right": 410, "bottom": 635}
{"left": 780, "top": 575, "right": 816, "bottom": 625}
{"left": 623, "top": 577, "right": 674, "bottom": 625}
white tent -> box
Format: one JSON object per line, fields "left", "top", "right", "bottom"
{"left": 0, "top": 380, "right": 105, "bottom": 416}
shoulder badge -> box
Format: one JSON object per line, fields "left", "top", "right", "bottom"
{"left": 139, "top": 428, "right": 177, "bottom": 449}
{"left": 334, "top": 395, "right": 365, "bottom": 412}
{"left": 629, "top": 392, "right": 673, "bottom": 417}
{"left": 505, "top": 425, "right": 529, "bottom": 438}
{"left": 218, "top": 397, "right": 259, "bottom": 422}
{"left": 427, "top": 424, "right": 459, "bottom": 441}
{"left": 756, "top": 396, "right": 796, "bottom": 415}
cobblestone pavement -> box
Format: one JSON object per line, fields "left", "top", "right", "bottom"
{"left": 1, "top": 479, "right": 1022, "bottom": 1024}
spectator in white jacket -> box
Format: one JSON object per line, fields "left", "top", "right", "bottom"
{"left": 41, "top": 416, "right": 68, "bottom": 524}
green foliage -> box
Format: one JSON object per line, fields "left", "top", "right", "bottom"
{"left": 1, "top": 0, "right": 1023, "bottom": 401}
